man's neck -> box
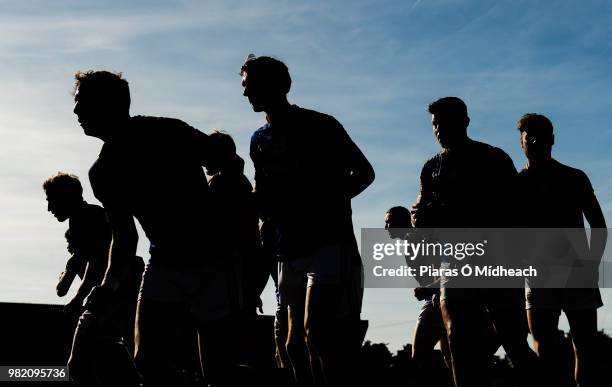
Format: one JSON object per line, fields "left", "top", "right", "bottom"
{"left": 101, "top": 115, "right": 131, "bottom": 142}
{"left": 265, "top": 101, "right": 292, "bottom": 126}
{"left": 442, "top": 136, "right": 471, "bottom": 153}
{"left": 526, "top": 155, "right": 553, "bottom": 170}
{"left": 68, "top": 200, "right": 88, "bottom": 220}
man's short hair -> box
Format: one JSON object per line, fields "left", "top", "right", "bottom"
{"left": 209, "top": 130, "right": 237, "bottom": 161}
{"left": 427, "top": 96, "right": 468, "bottom": 118}
{"left": 73, "top": 70, "right": 130, "bottom": 112}
{"left": 517, "top": 113, "right": 554, "bottom": 137}
{"left": 240, "top": 55, "right": 291, "bottom": 94}
{"left": 43, "top": 172, "right": 83, "bottom": 200}
{"left": 386, "top": 206, "right": 412, "bottom": 228}
{"left": 387, "top": 206, "right": 411, "bottom": 218}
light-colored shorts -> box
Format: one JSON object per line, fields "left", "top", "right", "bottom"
{"left": 278, "top": 243, "right": 364, "bottom": 318}
{"left": 139, "top": 256, "right": 243, "bottom": 322}
{"left": 525, "top": 287, "right": 603, "bottom": 311}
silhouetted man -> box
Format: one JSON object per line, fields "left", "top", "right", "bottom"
{"left": 516, "top": 113, "right": 607, "bottom": 387}
{"left": 412, "top": 97, "right": 536, "bottom": 387}
{"left": 206, "top": 130, "right": 271, "bottom": 372}
{"left": 242, "top": 55, "right": 374, "bottom": 387}
{"left": 385, "top": 206, "right": 452, "bottom": 386}
{"left": 43, "top": 172, "right": 143, "bottom": 386}
{"left": 72, "top": 70, "right": 241, "bottom": 387}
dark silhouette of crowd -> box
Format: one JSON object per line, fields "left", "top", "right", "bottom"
{"left": 38, "top": 55, "right": 608, "bottom": 387}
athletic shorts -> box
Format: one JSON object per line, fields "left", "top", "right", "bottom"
{"left": 138, "top": 255, "right": 243, "bottom": 322}
{"left": 278, "top": 243, "right": 363, "bottom": 318}
{"left": 525, "top": 287, "right": 603, "bottom": 311}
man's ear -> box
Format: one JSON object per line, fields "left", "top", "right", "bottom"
{"left": 465, "top": 116, "right": 471, "bottom": 129}
{"left": 551, "top": 133, "right": 555, "bottom": 146}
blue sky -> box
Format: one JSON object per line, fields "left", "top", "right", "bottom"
{"left": 1, "top": 0, "right": 611, "bottom": 351}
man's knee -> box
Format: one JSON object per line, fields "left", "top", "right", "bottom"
{"left": 412, "top": 348, "right": 433, "bottom": 365}
{"left": 67, "top": 356, "right": 80, "bottom": 380}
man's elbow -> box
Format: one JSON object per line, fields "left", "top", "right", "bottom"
{"left": 363, "top": 165, "right": 375, "bottom": 188}
{"left": 359, "top": 163, "right": 376, "bottom": 189}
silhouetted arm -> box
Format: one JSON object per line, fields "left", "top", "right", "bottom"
{"left": 56, "top": 253, "right": 86, "bottom": 297}
{"left": 495, "top": 151, "right": 519, "bottom": 227}
{"left": 335, "top": 121, "right": 375, "bottom": 199}
{"left": 64, "top": 257, "right": 106, "bottom": 314}
{"left": 89, "top": 155, "right": 138, "bottom": 294}
{"left": 411, "top": 160, "right": 435, "bottom": 227}
{"left": 249, "top": 130, "right": 270, "bottom": 220}
{"left": 101, "top": 207, "right": 138, "bottom": 292}
{"left": 581, "top": 173, "right": 607, "bottom": 263}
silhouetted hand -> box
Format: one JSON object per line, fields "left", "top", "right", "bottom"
{"left": 83, "top": 285, "right": 114, "bottom": 313}
{"left": 256, "top": 297, "right": 264, "bottom": 314}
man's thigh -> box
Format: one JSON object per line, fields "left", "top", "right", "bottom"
{"left": 440, "top": 298, "right": 490, "bottom": 345}
{"left": 413, "top": 300, "right": 446, "bottom": 357}
{"left": 526, "top": 308, "right": 561, "bottom": 340}
{"left": 135, "top": 298, "right": 191, "bottom": 358}
{"left": 305, "top": 243, "right": 363, "bottom": 319}
{"left": 565, "top": 308, "right": 597, "bottom": 348}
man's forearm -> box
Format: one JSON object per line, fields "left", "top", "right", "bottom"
{"left": 101, "top": 235, "right": 137, "bottom": 292}
{"left": 589, "top": 228, "right": 607, "bottom": 263}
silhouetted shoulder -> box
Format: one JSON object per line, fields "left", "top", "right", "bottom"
{"left": 553, "top": 160, "right": 589, "bottom": 179}
{"left": 471, "top": 140, "right": 512, "bottom": 161}
{"left": 130, "top": 115, "right": 205, "bottom": 140}
{"left": 294, "top": 106, "right": 338, "bottom": 123}
{"left": 520, "top": 159, "right": 592, "bottom": 188}
{"left": 251, "top": 123, "right": 271, "bottom": 140}
{"left": 130, "top": 115, "right": 190, "bottom": 127}
{"left": 83, "top": 202, "right": 107, "bottom": 218}
{"left": 421, "top": 154, "right": 441, "bottom": 175}
{"left": 293, "top": 106, "right": 346, "bottom": 134}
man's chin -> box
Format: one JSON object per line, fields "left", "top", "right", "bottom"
{"left": 82, "top": 124, "right": 100, "bottom": 137}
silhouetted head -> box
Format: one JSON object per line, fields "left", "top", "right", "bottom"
{"left": 385, "top": 206, "right": 412, "bottom": 239}
{"left": 206, "top": 130, "right": 237, "bottom": 175}
{"left": 43, "top": 172, "right": 83, "bottom": 222}
{"left": 517, "top": 113, "right": 554, "bottom": 163}
{"left": 427, "top": 97, "right": 470, "bottom": 149}
{"left": 73, "top": 70, "right": 130, "bottom": 139}
{"left": 241, "top": 55, "right": 291, "bottom": 112}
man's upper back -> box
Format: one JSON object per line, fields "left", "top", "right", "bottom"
{"left": 518, "top": 159, "right": 594, "bottom": 228}
{"left": 89, "top": 115, "right": 213, "bottom": 263}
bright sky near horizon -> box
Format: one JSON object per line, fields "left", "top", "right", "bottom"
{"left": 1, "top": 0, "right": 612, "bottom": 352}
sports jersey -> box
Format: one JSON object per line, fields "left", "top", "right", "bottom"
{"left": 89, "top": 115, "right": 215, "bottom": 267}
{"left": 413, "top": 139, "right": 518, "bottom": 228}
{"left": 249, "top": 105, "right": 358, "bottom": 258}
